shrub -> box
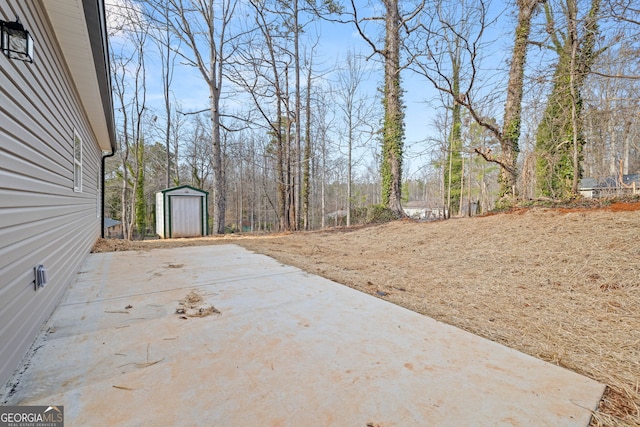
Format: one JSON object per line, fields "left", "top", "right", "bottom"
{"left": 365, "top": 204, "right": 398, "bottom": 224}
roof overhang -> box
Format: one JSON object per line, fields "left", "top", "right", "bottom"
{"left": 42, "top": 0, "right": 116, "bottom": 153}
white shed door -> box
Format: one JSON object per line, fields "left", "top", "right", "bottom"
{"left": 171, "top": 196, "right": 202, "bottom": 237}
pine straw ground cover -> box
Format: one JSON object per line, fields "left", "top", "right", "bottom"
{"left": 93, "top": 203, "right": 640, "bottom": 426}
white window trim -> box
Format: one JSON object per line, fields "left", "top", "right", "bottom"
{"left": 73, "top": 129, "right": 82, "bottom": 192}
{"left": 97, "top": 160, "right": 101, "bottom": 218}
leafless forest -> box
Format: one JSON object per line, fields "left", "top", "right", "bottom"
{"left": 104, "top": 0, "right": 640, "bottom": 237}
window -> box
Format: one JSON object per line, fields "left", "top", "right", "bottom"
{"left": 97, "top": 161, "right": 101, "bottom": 218}
{"left": 73, "top": 130, "right": 82, "bottom": 192}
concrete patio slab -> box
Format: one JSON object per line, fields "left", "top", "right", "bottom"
{"left": 1, "top": 245, "right": 604, "bottom": 426}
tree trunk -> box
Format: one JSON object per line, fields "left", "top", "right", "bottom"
{"left": 303, "top": 63, "right": 312, "bottom": 230}
{"left": 535, "top": 0, "right": 601, "bottom": 198}
{"left": 570, "top": 15, "right": 580, "bottom": 194}
{"left": 459, "top": 154, "right": 465, "bottom": 217}
{"left": 160, "top": 14, "right": 173, "bottom": 189}
{"left": 381, "top": 0, "right": 405, "bottom": 216}
{"left": 500, "top": 0, "right": 542, "bottom": 202}
{"left": 623, "top": 120, "right": 631, "bottom": 175}
{"left": 135, "top": 140, "right": 146, "bottom": 239}
{"left": 321, "top": 131, "right": 326, "bottom": 229}
{"left": 445, "top": 43, "right": 463, "bottom": 215}
{"left": 294, "top": 0, "right": 302, "bottom": 230}
{"left": 211, "top": 76, "right": 225, "bottom": 234}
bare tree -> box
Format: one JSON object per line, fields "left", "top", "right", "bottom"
{"left": 499, "top": 0, "right": 546, "bottom": 201}
{"left": 302, "top": 51, "right": 314, "bottom": 230}
{"left": 411, "top": 0, "right": 544, "bottom": 205}
{"left": 229, "top": 0, "right": 299, "bottom": 230}
{"left": 183, "top": 114, "right": 213, "bottom": 189}
{"left": 583, "top": 42, "right": 640, "bottom": 180}
{"left": 149, "top": 0, "right": 239, "bottom": 234}
{"left": 329, "top": 0, "right": 425, "bottom": 216}
{"left": 334, "top": 50, "right": 377, "bottom": 226}
{"left": 108, "top": 0, "right": 151, "bottom": 239}
{"left": 148, "top": 0, "right": 180, "bottom": 188}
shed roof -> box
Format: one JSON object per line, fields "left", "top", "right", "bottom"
{"left": 403, "top": 201, "right": 428, "bottom": 208}
{"left": 158, "top": 185, "right": 209, "bottom": 195}
{"left": 104, "top": 218, "right": 121, "bottom": 228}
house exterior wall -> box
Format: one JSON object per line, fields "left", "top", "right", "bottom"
{"left": 0, "top": 1, "right": 107, "bottom": 388}
{"left": 105, "top": 223, "right": 123, "bottom": 238}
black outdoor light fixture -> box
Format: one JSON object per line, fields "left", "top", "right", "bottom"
{"left": 1, "top": 17, "right": 34, "bottom": 63}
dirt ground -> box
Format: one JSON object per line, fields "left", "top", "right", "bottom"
{"left": 93, "top": 202, "right": 640, "bottom": 426}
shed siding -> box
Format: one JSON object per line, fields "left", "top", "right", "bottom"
{"left": 155, "top": 192, "right": 165, "bottom": 238}
{"left": 0, "top": 1, "right": 103, "bottom": 387}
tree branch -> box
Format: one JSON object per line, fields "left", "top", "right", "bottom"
{"left": 474, "top": 147, "right": 516, "bottom": 174}
{"left": 178, "top": 108, "right": 209, "bottom": 115}
{"left": 349, "top": 0, "right": 385, "bottom": 57}
{"left": 401, "top": 0, "right": 426, "bottom": 33}
{"left": 591, "top": 70, "right": 640, "bottom": 80}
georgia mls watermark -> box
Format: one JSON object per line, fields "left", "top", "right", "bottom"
{"left": 0, "top": 406, "right": 63, "bottom": 427}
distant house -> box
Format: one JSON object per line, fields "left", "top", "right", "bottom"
{"left": 579, "top": 175, "right": 640, "bottom": 198}
{"left": 104, "top": 218, "right": 123, "bottom": 238}
{"left": 403, "top": 201, "right": 448, "bottom": 220}
{"left": 0, "top": 0, "right": 115, "bottom": 387}
{"left": 403, "top": 201, "right": 429, "bottom": 219}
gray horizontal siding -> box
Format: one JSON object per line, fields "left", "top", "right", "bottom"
{"left": 0, "top": 1, "right": 105, "bottom": 388}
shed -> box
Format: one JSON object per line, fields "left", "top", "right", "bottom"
{"left": 156, "top": 185, "right": 208, "bottom": 238}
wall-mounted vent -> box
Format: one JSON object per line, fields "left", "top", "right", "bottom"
{"left": 34, "top": 264, "right": 48, "bottom": 290}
